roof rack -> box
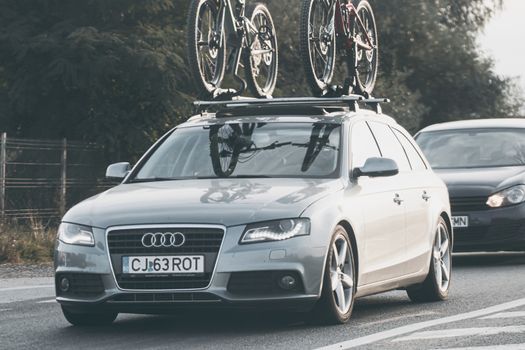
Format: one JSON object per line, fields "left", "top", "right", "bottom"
{"left": 194, "top": 95, "right": 390, "bottom": 115}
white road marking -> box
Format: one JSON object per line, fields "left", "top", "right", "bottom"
{"left": 430, "top": 344, "right": 525, "bottom": 350}
{"left": 360, "top": 311, "right": 439, "bottom": 327}
{"left": 394, "top": 326, "right": 525, "bottom": 342}
{"left": 0, "top": 308, "right": 12, "bottom": 312}
{"left": 481, "top": 311, "right": 525, "bottom": 320}
{"left": 0, "top": 285, "right": 54, "bottom": 292}
{"left": 316, "top": 297, "right": 525, "bottom": 350}
{"left": 37, "top": 299, "right": 56, "bottom": 304}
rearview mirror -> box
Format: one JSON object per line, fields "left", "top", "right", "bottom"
{"left": 353, "top": 157, "right": 399, "bottom": 178}
{"left": 106, "top": 162, "right": 131, "bottom": 181}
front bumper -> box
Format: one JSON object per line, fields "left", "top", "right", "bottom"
{"left": 54, "top": 224, "right": 325, "bottom": 312}
{"left": 452, "top": 203, "right": 525, "bottom": 252}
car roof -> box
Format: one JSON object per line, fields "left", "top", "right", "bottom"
{"left": 418, "top": 118, "right": 525, "bottom": 133}
{"left": 179, "top": 109, "right": 397, "bottom": 128}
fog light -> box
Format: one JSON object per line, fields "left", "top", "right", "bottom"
{"left": 59, "top": 277, "right": 70, "bottom": 292}
{"left": 278, "top": 275, "right": 297, "bottom": 290}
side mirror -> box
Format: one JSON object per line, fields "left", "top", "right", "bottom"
{"left": 353, "top": 157, "right": 399, "bottom": 178}
{"left": 106, "top": 162, "right": 131, "bottom": 181}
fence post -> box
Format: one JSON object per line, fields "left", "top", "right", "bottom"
{"left": 0, "top": 133, "right": 6, "bottom": 220}
{"left": 59, "top": 138, "right": 67, "bottom": 216}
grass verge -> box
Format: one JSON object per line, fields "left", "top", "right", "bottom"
{"left": 0, "top": 220, "right": 56, "bottom": 263}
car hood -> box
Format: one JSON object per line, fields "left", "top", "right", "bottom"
{"left": 434, "top": 166, "right": 525, "bottom": 197}
{"left": 63, "top": 178, "right": 344, "bottom": 228}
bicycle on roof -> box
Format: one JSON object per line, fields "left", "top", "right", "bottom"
{"left": 187, "top": 0, "right": 279, "bottom": 99}
{"left": 299, "top": 0, "right": 379, "bottom": 97}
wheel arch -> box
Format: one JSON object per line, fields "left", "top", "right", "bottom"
{"left": 337, "top": 220, "right": 360, "bottom": 287}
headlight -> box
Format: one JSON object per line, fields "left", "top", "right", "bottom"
{"left": 487, "top": 185, "right": 525, "bottom": 208}
{"left": 58, "top": 223, "right": 95, "bottom": 246}
{"left": 240, "top": 219, "right": 310, "bottom": 244}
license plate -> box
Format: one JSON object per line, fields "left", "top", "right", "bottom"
{"left": 452, "top": 216, "right": 469, "bottom": 228}
{"left": 122, "top": 256, "right": 205, "bottom": 274}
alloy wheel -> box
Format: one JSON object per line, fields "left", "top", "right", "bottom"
{"left": 329, "top": 234, "right": 354, "bottom": 315}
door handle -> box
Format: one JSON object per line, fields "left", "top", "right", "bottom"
{"left": 422, "top": 191, "right": 431, "bottom": 202}
{"left": 393, "top": 193, "right": 404, "bottom": 205}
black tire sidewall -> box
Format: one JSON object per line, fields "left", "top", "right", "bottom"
{"left": 186, "top": 0, "right": 226, "bottom": 97}
{"left": 299, "top": 0, "right": 336, "bottom": 95}
{"left": 351, "top": 0, "right": 378, "bottom": 95}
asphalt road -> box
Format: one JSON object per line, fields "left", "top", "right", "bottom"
{"left": 1, "top": 253, "right": 525, "bottom": 350}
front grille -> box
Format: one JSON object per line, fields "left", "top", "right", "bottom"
{"left": 228, "top": 271, "right": 304, "bottom": 296}
{"left": 454, "top": 222, "right": 525, "bottom": 243}
{"left": 56, "top": 273, "right": 104, "bottom": 298}
{"left": 107, "top": 227, "right": 224, "bottom": 290}
{"left": 107, "top": 228, "right": 223, "bottom": 254}
{"left": 450, "top": 196, "right": 489, "bottom": 213}
{"left": 109, "top": 292, "right": 221, "bottom": 303}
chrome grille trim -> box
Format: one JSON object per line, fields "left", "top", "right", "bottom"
{"left": 105, "top": 224, "right": 226, "bottom": 292}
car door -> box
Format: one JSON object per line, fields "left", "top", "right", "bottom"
{"left": 392, "top": 127, "right": 434, "bottom": 274}
{"left": 349, "top": 120, "right": 409, "bottom": 285}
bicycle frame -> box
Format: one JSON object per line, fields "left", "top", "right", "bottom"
{"left": 214, "top": 0, "right": 272, "bottom": 94}
{"left": 329, "top": 0, "right": 375, "bottom": 51}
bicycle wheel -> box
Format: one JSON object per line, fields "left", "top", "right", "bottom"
{"left": 350, "top": 0, "right": 378, "bottom": 96}
{"left": 187, "top": 0, "right": 226, "bottom": 97}
{"left": 209, "top": 125, "right": 240, "bottom": 177}
{"left": 244, "top": 3, "right": 279, "bottom": 98}
{"left": 300, "top": 0, "right": 337, "bottom": 96}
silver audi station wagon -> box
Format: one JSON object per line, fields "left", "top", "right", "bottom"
{"left": 55, "top": 96, "right": 452, "bottom": 326}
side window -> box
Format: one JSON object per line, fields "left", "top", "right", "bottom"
{"left": 350, "top": 121, "right": 381, "bottom": 168}
{"left": 392, "top": 128, "right": 428, "bottom": 171}
{"left": 367, "top": 122, "right": 411, "bottom": 172}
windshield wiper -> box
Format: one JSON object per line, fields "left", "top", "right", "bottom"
{"left": 128, "top": 177, "right": 181, "bottom": 183}
{"left": 228, "top": 175, "right": 273, "bottom": 178}
{"left": 195, "top": 175, "right": 273, "bottom": 179}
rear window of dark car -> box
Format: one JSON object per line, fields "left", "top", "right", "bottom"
{"left": 416, "top": 128, "right": 525, "bottom": 169}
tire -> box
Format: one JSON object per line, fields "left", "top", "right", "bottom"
{"left": 186, "top": 0, "right": 226, "bottom": 97}
{"left": 407, "top": 217, "right": 452, "bottom": 302}
{"left": 244, "top": 3, "right": 279, "bottom": 98}
{"left": 61, "top": 306, "right": 118, "bottom": 327}
{"left": 349, "top": 0, "right": 378, "bottom": 96}
{"left": 209, "top": 125, "right": 240, "bottom": 177}
{"left": 312, "top": 225, "right": 356, "bottom": 324}
{"left": 299, "top": 0, "right": 337, "bottom": 96}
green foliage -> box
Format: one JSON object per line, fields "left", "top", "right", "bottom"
{"left": 0, "top": 0, "right": 522, "bottom": 161}
{"left": 0, "top": 0, "right": 191, "bottom": 160}
{"left": 0, "top": 220, "right": 55, "bottom": 263}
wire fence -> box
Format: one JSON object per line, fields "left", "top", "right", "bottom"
{"left": 0, "top": 132, "right": 115, "bottom": 222}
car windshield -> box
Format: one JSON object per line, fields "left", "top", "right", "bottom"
{"left": 416, "top": 128, "right": 525, "bottom": 169}
{"left": 132, "top": 122, "right": 341, "bottom": 181}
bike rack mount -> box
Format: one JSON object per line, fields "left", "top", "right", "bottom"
{"left": 194, "top": 95, "right": 390, "bottom": 115}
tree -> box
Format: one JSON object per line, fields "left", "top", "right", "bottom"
{"left": 0, "top": 0, "right": 522, "bottom": 162}
{"left": 267, "top": 0, "right": 522, "bottom": 130}
{"left": 0, "top": 0, "right": 191, "bottom": 160}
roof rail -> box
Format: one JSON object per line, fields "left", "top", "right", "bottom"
{"left": 194, "top": 95, "right": 390, "bottom": 115}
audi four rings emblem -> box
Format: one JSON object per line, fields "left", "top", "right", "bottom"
{"left": 141, "top": 232, "right": 186, "bottom": 248}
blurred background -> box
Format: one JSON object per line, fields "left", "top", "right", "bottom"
{"left": 1, "top": 0, "right": 523, "bottom": 159}
{"left": 0, "top": 0, "right": 524, "bottom": 245}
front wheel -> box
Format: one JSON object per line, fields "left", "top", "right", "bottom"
{"left": 312, "top": 226, "right": 356, "bottom": 324}
{"left": 350, "top": 0, "right": 378, "bottom": 96}
{"left": 244, "top": 3, "right": 279, "bottom": 98}
{"left": 186, "top": 0, "right": 226, "bottom": 97}
{"left": 61, "top": 306, "right": 118, "bottom": 327}
{"left": 299, "top": 0, "right": 337, "bottom": 96}
{"left": 407, "top": 217, "right": 452, "bottom": 302}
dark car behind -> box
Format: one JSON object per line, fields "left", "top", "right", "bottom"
{"left": 416, "top": 119, "right": 525, "bottom": 252}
